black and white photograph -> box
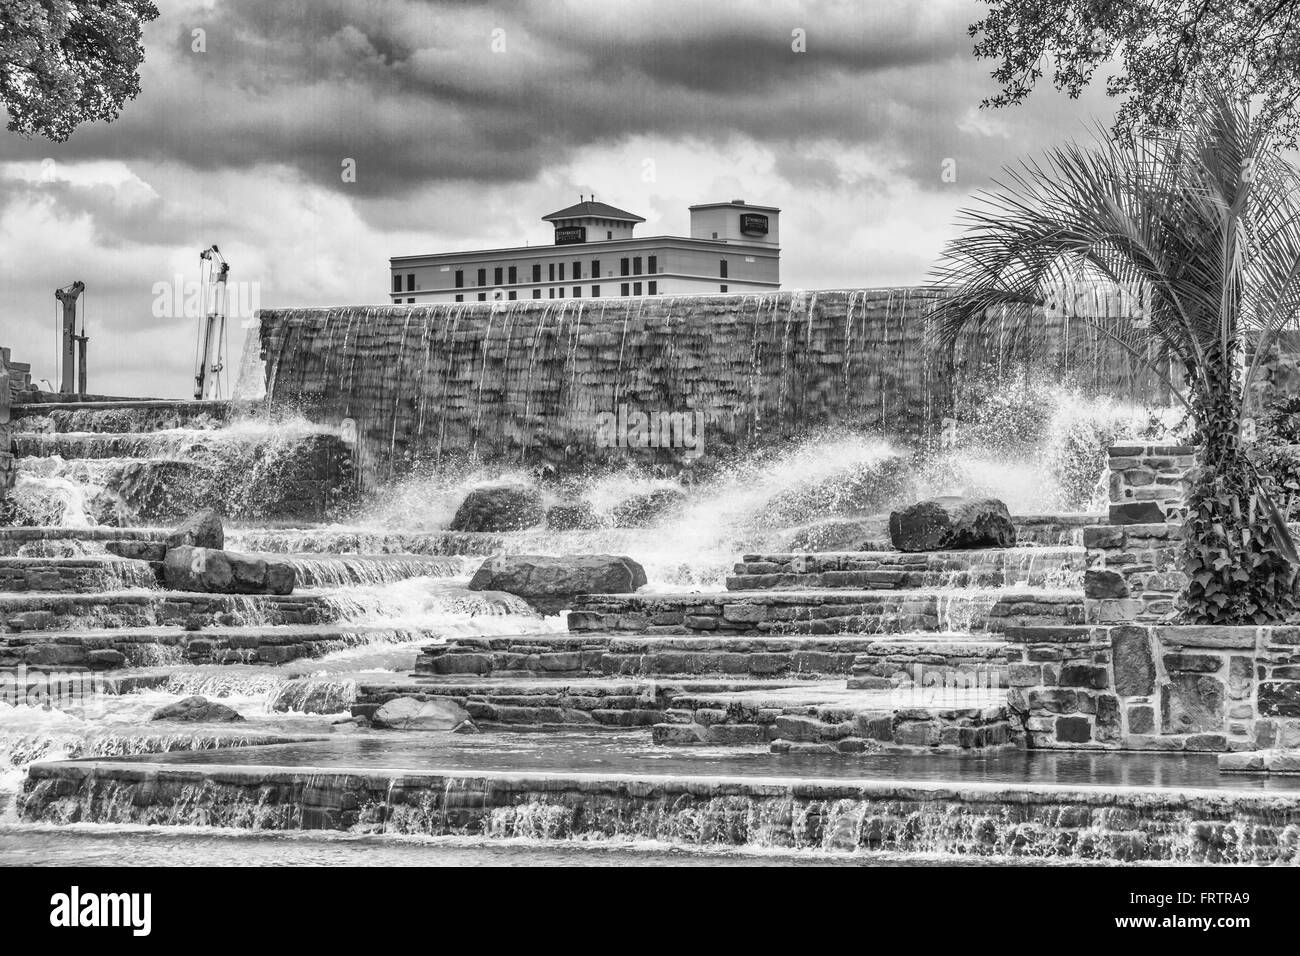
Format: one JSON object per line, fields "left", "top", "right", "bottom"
{"left": 0, "top": 0, "right": 1293, "bottom": 918}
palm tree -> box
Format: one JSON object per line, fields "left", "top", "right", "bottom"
{"left": 930, "top": 86, "right": 1300, "bottom": 625}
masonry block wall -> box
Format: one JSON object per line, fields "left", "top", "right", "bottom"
{"left": 256, "top": 290, "right": 1171, "bottom": 481}
{"left": 1008, "top": 624, "right": 1300, "bottom": 752}
{"left": 1084, "top": 444, "right": 1194, "bottom": 624}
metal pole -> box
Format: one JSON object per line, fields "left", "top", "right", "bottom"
{"left": 76, "top": 335, "right": 88, "bottom": 395}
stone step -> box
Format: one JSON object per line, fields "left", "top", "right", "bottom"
{"left": 0, "top": 527, "right": 166, "bottom": 558}
{"left": 0, "top": 623, "right": 436, "bottom": 670}
{"left": 728, "top": 547, "right": 1084, "bottom": 591}
{"left": 352, "top": 675, "right": 798, "bottom": 728}
{"left": 654, "top": 683, "right": 1013, "bottom": 752}
{"left": 0, "top": 589, "right": 333, "bottom": 633}
{"left": 11, "top": 399, "right": 244, "bottom": 434}
{"left": 0, "top": 555, "right": 160, "bottom": 593}
{"left": 415, "top": 631, "right": 1005, "bottom": 681}
{"left": 569, "top": 589, "right": 1084, "bottom": 636}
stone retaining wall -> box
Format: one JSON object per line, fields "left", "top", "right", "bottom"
{"left": 256, "top": 291, "right": 1170, "bottom": 480}
{"left": 0, "top": 348, "right": 13, "bottom": 511}
{"left": 1007, "top": 623, "right": 1300, "bottom": 752}
{"left": 567, "top": 591, "right": 1084, "bottom": 635}
{"left": 415, "top": 634, "right": 876, "bottom": 678}
{"left": 728, "top": 548, "right": 1083, "bottom": 591}
{"left": 1106, "top": 444, "right": 1194, "bottom": 524}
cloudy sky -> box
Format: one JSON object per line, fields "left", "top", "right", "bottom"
{"left": 0, "top": 0, "right": 1119, "bottom": 398}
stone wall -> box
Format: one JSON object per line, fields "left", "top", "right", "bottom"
{"left": 255, "top": 290, "right": 1171, "bottom": 481}
{"left": 1106, "top": 444, "right": 1194, "bottom": 524}
{"left": 1008, "top": 623, "right": 1300, "bottom": 752}
{"left": 1084, "top": 444, "right": 1195, "bottom": 624}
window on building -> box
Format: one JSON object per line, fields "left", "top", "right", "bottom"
{"left": 407, "top": 297, "right": 415, "bottom": 303}
{"left": 549, "top": 288, "right": 555, "bottom": 299}
{"left": 591, "top": 260, "right": 600, "bottom": 279}
{"left": 712, "top": 232, "right": 718, "bottom": 239}
{"left": 532, "top": 264, "right": 541, "bottom": 282}
{"left": 494, "top": 267, "right": 503, "bottom": 285}
{"left": 573, "top": 261, "right": 581, "bottom": 280}
{"left": 477, "top": 268, "right": 487, "bottom": 286}
{"left": 719, "top": 284, "right": 728, "bottom": 293}
{"left": 591, "top": 284, "right": 600, "bottom": 297}
{"left": 606, "top": 230, "right": 612, "bottom": 240}
{"left": 648, "top": 281, "right": 657, "bottom": 295}
{"left": 633, "top": 282, "right": 642, "bottom": 295}
{"left": 573, "top": 287, "right": 582, "bottom": 297}
{"left": 508, "top": 266, "right": 517, "bottom": 284}
{"left": 532, "top": 289, "right": 541, "bottom": 299}
{"left": 454, "top": 270, "right": 464, "bottom": 288}
{"left": 633, "top": 256, "right": 642, "bottom": 275}
{"left": 406, "top": 274, "right": 415, "bottom": 292}
{"left": 620, "top": 283, "right": 630, "bottom": 296}
{"left": 559, "top": 263, "right": 565, "bottom": 281}
{"left": 476, "top": 292, "right": 486, "bottom": 301}
{"left": 454, "top": 294, "right": 463, "bottom": 303}
{"left": 548, "top": 263, "right": 556, "bottom": 281}
{"left": 392, "top": 275, "right": 401, "bottom": 293}
{"left": 620, "top": 258, "right": 629, "bottom": 276}
{"left": 648, "top": 255, "right": 657, "bottom": 274}
{"left": 508, "top": 291, "right": 517, "bottom": 300}
{"left": 719, "top": 259, "right": 728, "bottom": 278}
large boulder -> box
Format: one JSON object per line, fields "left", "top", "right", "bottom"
{"left": 468, "top": 553, "right": 648, "bottom": 613}
{"left": 609, "top": 487, "right": 687, "bottom": 527}
{"left": 166, "top": 508, "right": 224, "bottom": 550}
{"left": 888, "top": 496, "right": 1016, "bottom": 552}
{"left": 163, "top": 545, "right": 296, "bottom": 595}
{"left": 546, "top": 501, "right": 603, "bottom": 531}
{"left": 449, "top": 484, "right": 544, "bottom": 532}
{"left": 372, "top": 696, "right": 477, "bottom": 732}
{"left": 151, "top": 695, "right": 245, "bottom": 723}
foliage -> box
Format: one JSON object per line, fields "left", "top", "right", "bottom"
{"left": 969, "top": 0, "right": 1300, "bottom": 147}
{"left": 931, "top": 85, "right": 1300, "bottom": 624}
{"left": 1251, "top": 395, "right": 1300, "bottom": 521}
{"left": 0, "top": 0, "right": 159, "bottom": 141}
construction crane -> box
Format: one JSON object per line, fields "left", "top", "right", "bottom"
{"left": 54, "top": 280, "right": 86, "bottom": 394}
{"left": 194, "top": 245, "right": 229, "bottom": 400}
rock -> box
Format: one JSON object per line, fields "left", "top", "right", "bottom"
{"left": 151, "top": 695, "right": 244, "bottom": 722}
{"left": 371, "top": 696, "right": 477, "bottom": 732}
{"left": 449, "top": 484, "right": 544, "bottom": 532}
{"left": 1110, "top": 625, "right": 1155, "bottom": 696}
{"left": 163, "top": 546, "right": 296, "bottom": 595}
{"left": 609, "top": 487, "right": 687, "bottom": 527}
{"left": 1161, "top": 674, "right": 1225, "bottom": 733}
{"left": 546, "top": 502, "right": 603, "bottom": 530}
{"left": 887, "top": 496, "right": 1016, "bottom": 552}
{"left": 1084, "top": 569, "right": 1128, "bottom": 599}
{"left": 166, "top": 508, "right": 224, "bottom": 550}
{"left": 1258, "top": 680, "right": 1300, "bottom": 718}
{"left": 468, "top": 553, "right": 648, "bottom": 614}
{"left": 1127, "top": 704, "right": 1155, "bottom": 735}
{"left": 1108, "top": 501, "right": 1166, "bottom": 525}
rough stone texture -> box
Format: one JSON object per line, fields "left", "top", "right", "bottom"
{"left": 162, "top": 546, "right": 296, "bottom": 595}
{"left": 450, "top": 484, "right": 544, "bottom": 532}
{"left": 609, "top": 487, "right": 687, "bottom": 527}
{"left": 166, "top": 509, "right": 224, "bottom": 551}
{"left": 467, "top": 554, "right": 647, "bottom": 613}
{"left": 888, "top": 497, "right": 1015, "bottom": 552}
{"left": 1106, "top": 445, "right": 1194, "bottom": 522}
{"left": 1110, "top": 626, "right": 1155, "bottom": 696}
{"left": 1161, "top": 674, "right": 1225, "bottom": 734}
{"left": 0, "top": 350, "right": 12, "bottom": 511}
{"left": 256, "top": 293, "right": 1171, "bottom": 479}
{"left": 545, "top": 502, "right": 602, "bottom": 530}
{"left": 151, "top": 695, "right": 244, "bottom": 722}
{"left": 1083, "top": 523, "right": 1184, "bottom": 624}
{"left": 371, "top": 696, "right": 476, "bottom": 732}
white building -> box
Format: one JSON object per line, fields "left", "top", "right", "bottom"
{"left": 389, "top": 199, "right": 780, "bottom": 303}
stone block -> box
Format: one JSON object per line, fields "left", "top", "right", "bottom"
{"left": 1084, "top": 569, "right": 1128, "bottom": 599}
{"left": 1127, "top": 704, "right": 1154, "bottom": 735}
{"left": 1055, "top": 716, "right": 1092, "bottom": 743}
{"left": 1160, "top": 674, "right": 1225, "bottom": 733}
{"left": 1110, "top": 625, "right": 1155, "bottom": 696}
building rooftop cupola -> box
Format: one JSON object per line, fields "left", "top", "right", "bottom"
{"left": 542, "top": 197, "right": 645, "bottom": 245}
